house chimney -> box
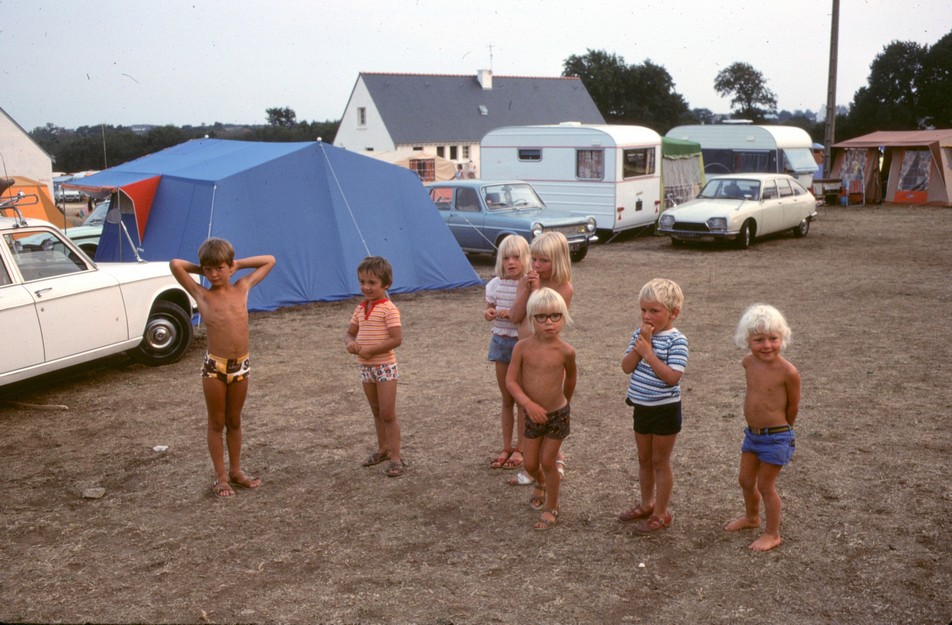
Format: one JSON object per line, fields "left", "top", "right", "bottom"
{"left": 477, "top": 69, "right": 493, "bottom": 90}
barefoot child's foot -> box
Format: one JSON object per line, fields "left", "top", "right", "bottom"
{"left": 749, "top": 534, "right": 782, "bottom": 551}
{"left": 723, "top": 515, "right": 761, "bottom": 532}
{"left": 229, "top": 472, "right": 262, "bottom": 489}
{"left": 212, "top": 479, "right": 235, "bottom": 498}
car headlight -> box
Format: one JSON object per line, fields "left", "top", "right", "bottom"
{"left": 531, "top": 222, "right": 544, "bottom": 238}
{"left": 659, "top": 214, "right": 675, "bottom": 229}
{"left": 586, "top": 217, "right": 597, "bottom": 233}
{"left": 706, "top": 217, "right": 728, "bottom": 231}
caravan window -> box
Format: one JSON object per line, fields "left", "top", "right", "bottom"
{"left": 622, "top": 148, "right": 655, "bottom": 178}
{"left": 518, "top": 149, "right": 542, "bottom": 161}
{"left": 734, "top": 151, "right": 771, "bottom": 173}
{"left": 576, "top": 149, "right": 604, "bottom": 180}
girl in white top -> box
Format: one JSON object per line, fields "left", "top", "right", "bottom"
{"left": 484, "top": 235, "right": 530, "bottom": 470}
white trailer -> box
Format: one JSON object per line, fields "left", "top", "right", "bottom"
{"left": 665, "top": 124, "right": 818, "bottom": 188}
{"left": 480, "top": 123, "right": 663, "bottom": 235}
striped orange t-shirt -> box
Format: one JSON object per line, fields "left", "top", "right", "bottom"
{"left": 350, "top": 298, "right": 401, "bottom": 365}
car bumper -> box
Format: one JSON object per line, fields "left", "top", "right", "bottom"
{"left": 657, "top": 228, "right": 736, "bottom": 241}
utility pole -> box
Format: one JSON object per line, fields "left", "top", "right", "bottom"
{"left": 823, "top": 0, "right": 839, "bottom": 175}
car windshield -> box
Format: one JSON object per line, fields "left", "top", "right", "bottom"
{"left": 83, "top": 201, "right": 109, "bottom": 226}
{"left": 699, "top": 178, "right": 761, "bottom": 200}
{"left": 482, "top": 184, "right": 545, "bottom": 210}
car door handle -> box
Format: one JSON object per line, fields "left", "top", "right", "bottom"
{"left": 34, "top": 287, "right": 52, "bottom": 298}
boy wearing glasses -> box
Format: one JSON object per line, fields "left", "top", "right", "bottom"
{"left": 618, "top": 278, "right": 688, "bottom": 534}
{"left": 506, "top": 287, "right": 577, "bottom": 530}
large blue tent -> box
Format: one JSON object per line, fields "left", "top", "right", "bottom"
{"left": 73, "top": 139, "right": 482, "bottom": 311}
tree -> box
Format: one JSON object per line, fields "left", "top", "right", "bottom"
{"left": 563, "top": 50, "right": 630, "bottom": 119}
{"left": 919, "top": 30, "right": 952, "bottom": 128}
{"left": 266, "top": 107, "right": 297, "bottom": 127}
{"left": 713, "top": 62, "right": 777, "bottom": 122}
{"left": 563, "top": 49, "right": 693, "bottom": 132}
{"left": 846, "top": 40, "right": 926, "bottom": 135}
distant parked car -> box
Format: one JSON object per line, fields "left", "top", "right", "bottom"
{"left": 425, "top": 180, "right": 598, "bottom": 262}
{"left": 657, "top": 173, "right": 818, "bottom": 249}
{"left": 65, "top": 199, "right": 109, "bottom": 257}
{"left": 1, "top": 201, "right": 195, "bottom": 387}
{"left": 53, "top": 177, "right": 84, "bottom": 202}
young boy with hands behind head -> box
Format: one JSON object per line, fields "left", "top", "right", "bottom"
{"left": 169, "top": 238, "right": 275, "bottom": 499}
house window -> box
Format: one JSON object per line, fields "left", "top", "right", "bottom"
{"left": 518, "top": 148, "right": 542, "bottom": 161}
{"left": 622, "top": 148, "right": 655, "bottom": 178}
{"left": 357, "top": 107, "right": 367, "bottom": 127}
{"left": 576, "top": 149, "right": 604, "bottom": 179}
{"left": 449, "top": 146, "right": 458, "bottom": 160}
{"left": 436, "top": 146, "right": 445, "bottom": 158}
{"left": 462, "top": 146, "right": 471, "bottom": 159}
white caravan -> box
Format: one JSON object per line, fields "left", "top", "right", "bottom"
{"left": 480, "top": 123, "right": 662, "bottom": 235}
{"left": 665, "top": 124, "right": 818, "bottom": 188}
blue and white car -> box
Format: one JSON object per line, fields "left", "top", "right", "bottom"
{"left": 425, "top": 180, "right": 598, "bottom": 262}
{"left": 657, "top": 173, "right": 818, "bottom": 249}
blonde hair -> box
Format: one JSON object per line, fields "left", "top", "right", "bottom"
{"left": 639, "top": 278, "right": 684, "bottom": 312}
{"left": 735, "top": 303, "right": 792, "bottom": 349}
{"left": 494, "top": 234, "right": 530, "bottom": 279}
{"left": 526, "top": 287, "right": 573, "bottom": 334}
{"left": 530, "top": 232, "right": 572, "bottom": 285}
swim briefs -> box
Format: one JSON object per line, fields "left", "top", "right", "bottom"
{"left": 524, "top": 403, "right": 571, "bottom": 440}
{"left": 201, "top": 353, "right": 250, "bottom": 384}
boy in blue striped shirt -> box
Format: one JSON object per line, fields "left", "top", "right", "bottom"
{"left": 618, "top": 278, "right": 688, "bottom": 534}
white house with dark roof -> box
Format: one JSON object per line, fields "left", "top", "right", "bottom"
{"left": 333, "top": 71, "right": 604, "bottom": 176}
{"left": 0, "top": 106, "right": 54, "bottom": 193}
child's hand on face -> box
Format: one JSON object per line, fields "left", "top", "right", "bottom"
{"left": 635, "top": 323, "right": 654, "bottom": 357}
{"left": 526, "top": 270, "right": 540, "bottom": 290}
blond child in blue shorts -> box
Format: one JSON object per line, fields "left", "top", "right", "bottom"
{"left": 345, "top": 256, "right": 405, "bottom": 477}
{"left": 723, "top": 304, "right": 801, "bottom": 551}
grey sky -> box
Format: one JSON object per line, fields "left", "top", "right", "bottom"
{"left": 2, "top": 0, "right": 948, "bottom": 131}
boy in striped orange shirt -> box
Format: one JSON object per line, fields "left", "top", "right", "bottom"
{"left": 345, "top": 256, "right": 405, "bottom": 477}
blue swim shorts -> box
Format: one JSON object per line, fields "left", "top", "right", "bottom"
{"left": 487, "top": 334, "right": 518, "bottom": 364}
{"left": 742, "top": 427, "right": 796, "bottom": 466}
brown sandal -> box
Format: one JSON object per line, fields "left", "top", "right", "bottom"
{"left": 534, "top": 508, "right": 559, "bottom": 531}
{"left": 632, "top": 512, "right": 673, "bottom": 535}
{"left": 618, "top": 504, "right": 654, "bottom": 522}
{"left": 528, "top": 484, "right": 546, "bottom": 511}
{"left": 490, "top": 449, "right": 512, "bottom": 469}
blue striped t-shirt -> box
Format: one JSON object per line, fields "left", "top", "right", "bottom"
{"left": 625, "top": 328, "right": 689, "bottom": 406}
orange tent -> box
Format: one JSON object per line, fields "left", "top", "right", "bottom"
{"left": 0, "top": 176, "right": 68, "bottom": 228}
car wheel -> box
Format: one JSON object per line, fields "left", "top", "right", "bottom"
{"left": 130, "top": 301, "right": 193, "bottom": 366}
{"left": 569, "top": 244, "right": 589, "bottom": 263}
{"left": 793, "top": 218, "right": 810, "bottom": 238}
{"left": 735, "top": 221, "right": 754, "bottom": 249}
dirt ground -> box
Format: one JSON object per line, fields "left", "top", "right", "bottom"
{"left": 1, "top": 204, "right": 950, "bottom": 625}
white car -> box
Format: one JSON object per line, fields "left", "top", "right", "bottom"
{"left": 1, "top": 207, "right": 195, "bottom": 387}
{"left": 657, "top": 173, "right": 818, "bottom": 248}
